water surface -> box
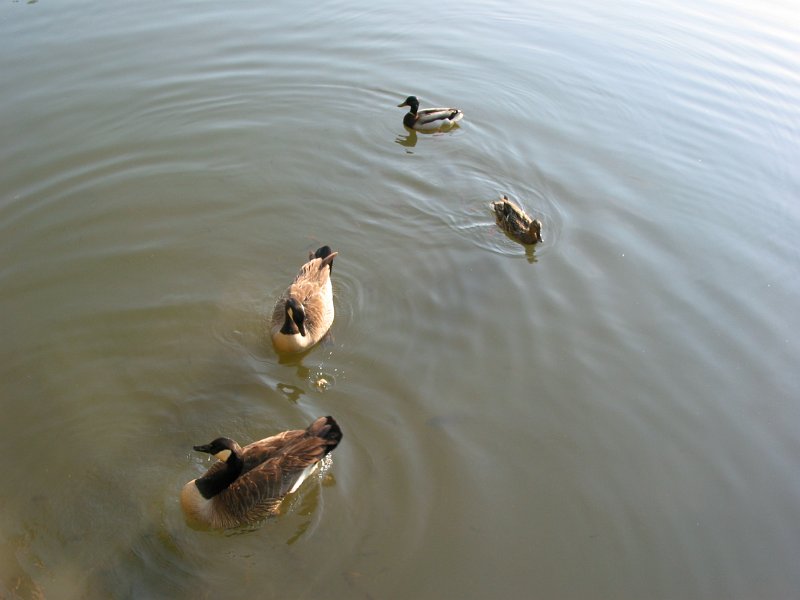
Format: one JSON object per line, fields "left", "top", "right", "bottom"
{"left": 1, "top": 0, "right": 799, "bottom": 598}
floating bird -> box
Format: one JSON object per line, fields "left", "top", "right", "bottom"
{"left": 271, "top": 245, "right": 337, "bottom": 353}
{"left": 181, "top": 416, "right": 343, "bottom": 530}
{"left": 397, "top": 95, "right": 464, "bottom": 131}
{"left": 491, "top": 195, "right": 543, "bottom": 245}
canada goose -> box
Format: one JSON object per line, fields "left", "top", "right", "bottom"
{"left": 397, "top": 95, "right": 464, "bottom": 131}
{"left": 271, "top": 245, "right": 337, "bottom": 353}
{"left": 491, "top": 195, "right": 543, "bottom": 245}
{"left": 181, "top": 416, "right": 343, "bottom": 530}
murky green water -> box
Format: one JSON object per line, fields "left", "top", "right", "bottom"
{"left": 2, "top": 0, "right": 799, "bottom": 597}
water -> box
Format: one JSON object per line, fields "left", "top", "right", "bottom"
{"left": 2, "top": 0, "right": 799, "bottom": 597}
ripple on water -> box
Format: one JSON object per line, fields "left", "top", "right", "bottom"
{"left": 391, "top": 165, "right": 565, "bottom": 262}
{"left": 448, "top": 189, "right": 562, "bottom": 261}
{"left": 3, "top": 0, "right": 800, "bottom": 596}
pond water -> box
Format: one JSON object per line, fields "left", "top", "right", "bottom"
{"left": 2, "top": 0, "right": 799, "bottom": 597}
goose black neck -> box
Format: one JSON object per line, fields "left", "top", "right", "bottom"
{"left": 280, "top": 301, "right": 296, "bottom": 335}
{"left": 195, "top": 453, "right": 243, "bottom": 499}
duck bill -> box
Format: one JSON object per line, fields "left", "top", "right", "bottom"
{"left": 397, "top": 101, "right": 409, "bottom": 107}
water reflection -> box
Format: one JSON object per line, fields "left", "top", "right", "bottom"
{"left": 5, "top": 527, "right": 46, "bottom": 598}
{"left": 276, "top": 352, "right": 309, "bottom": 368}
{"left": 276, "top": 382, "right": 304, "bottom": 403}
{"left": 501, "top": 237, "right": 540, "bottom": 263}
{"left": 394, "top": 126, "right": 465, "bottom": 150}
{"left": 395, "top": 129, "right": 418, "bottom": 150}
{"left": 524, "top": 244, "right": 539, "bottom": 264}
{"left": 275, "top": 332, "right": 334, "bottom": 366}
{"left": 283, "top": 472, "right": 335, "bottom": 546}
{"left": 274, "top": 344, "right": 338, "bottom": 400}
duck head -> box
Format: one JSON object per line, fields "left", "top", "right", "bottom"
{"left": 397, "top": 95, "right": 420, "bottom": 114}
{"left": 529, "top": 219, "right": 544, "bottom": 243}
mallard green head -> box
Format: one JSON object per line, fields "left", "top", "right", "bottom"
{"left": 397, "top": 95, "right": 420, "bottom": 113}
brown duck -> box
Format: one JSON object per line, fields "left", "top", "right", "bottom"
{"left": 491, "top": 195, "right": 543, "bottom": 245}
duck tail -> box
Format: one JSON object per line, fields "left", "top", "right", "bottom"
{"left": 307, "top": 416, "right": 343, "bottom": 454}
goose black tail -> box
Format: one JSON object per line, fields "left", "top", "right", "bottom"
{"left": 308, "top": 416, "right": 343, "bottom": 454}
{"left": 312, "top": 245, "right": 335, "bottom": 273}
{"left": 314, "top": 245, "right": 333, "bottom": 260}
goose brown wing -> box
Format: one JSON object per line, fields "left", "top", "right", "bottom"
{"left": 245, "top": 423, "right": 340, "bottom": 495}
{"left": 240, "top": 430, "right": 306, "bottom": 472}
{"left": 213, "top": 459, "right": 287, "bottom": 526}
{"left": 239, "top": 416, "right": 341, "bottom": 473}
{"left": 216, "top": 436, "right": 335, "bottom": 525}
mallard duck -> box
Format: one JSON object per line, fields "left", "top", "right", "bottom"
{"left": 181, "top": 416, "right": 343, "bottom": 530}
{"left": 271, "top": 245, "right": 337, "bottom": 353}
{"left": 491, "top": 195, "right": 543, "bottom": 245}
{"left": 397, "top": 95, "right": 464, "bottom": 131}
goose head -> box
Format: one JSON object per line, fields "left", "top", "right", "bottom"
{"left": 281, "top": 297, "right": 307, "bottom": 337}
{"left": 191, "top": 437, "right": 245, "bottom": 501}
{"left": 193, "top": 437, "right": 242, "bottom": 463}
